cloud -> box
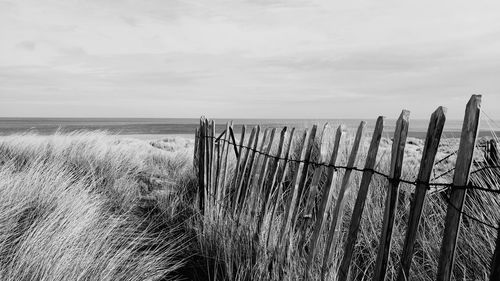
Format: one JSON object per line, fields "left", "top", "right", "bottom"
{"left": 0, "top": 0, "right": 499, "bottom": 120}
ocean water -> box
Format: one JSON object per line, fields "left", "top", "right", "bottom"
{"left": 0, "top": 118, "right": 497, "bottom": 138}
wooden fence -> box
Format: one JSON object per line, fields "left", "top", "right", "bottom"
{"left": 193, "top": 94, "right": 500, "bottom": 280}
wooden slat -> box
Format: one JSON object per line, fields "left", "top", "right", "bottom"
{"left": 219, "top": 122, "right": 233, "bottom": 211}
{"left": 297, "top": 123, "right": 329, "bottom": 254}
{"left": 210, "top": 120, "right": 217, "bottom": 208}
{"left": 397, "top": 107, "right": 446, "bottom": 281}
{"left": 251, "top": 128, "right": 276, "bottom": 225}
{"left": 372, "top": 110, "right": 410, "bottom": 281}
{"left": 204, "top": 118, "right": 210, "bottom": 214}
{"left": 437, "top": 95, "right": 482, "bottom": 281}
{"left": 337, "top": 116, "right": 384, "bottom": 281}
{"left": 255, "top": 127, "right": 287, "bottom": 242}
{"left": 276, "top": 129, "right": 309, "bottom": 256}
{"left": 250, "top": 128, "right": 275, "bottom": 214}
{"left": 287, "top": 125, "right": 317, "bottom": 242}
{"left": 321, "top": 121, "right": 366, "bottom": 280}
{"left": 305, "top": 125, "right": 344, "bottom": 277}
{"left": 198, "top": 118, "right": 206, "bottom": 213}
{"left": 194, "top": 127, "right": 199, "bottom": 174}
{"left": 231, "top": 125, "right": 246, "bottom": 208}
{"left": 229, "top": 125, "right": 240, "bottom": 158}
{"left": 242, "top": 128, "right": 269, "bottom": 219}
{"left": 266, "top": 128, "right": 296, "bottom": 249}
{"left": 302, "top": 123, "right": 330, "bottom": 223}
{"left": 233, "top": 126, "right": 256, "bottom": 215}
{"left": 235, "top": 126, "right": 261, "bottom": 218}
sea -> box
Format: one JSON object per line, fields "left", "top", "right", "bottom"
{"left": 0, "top": 118, "right": 497, "bottom": 139}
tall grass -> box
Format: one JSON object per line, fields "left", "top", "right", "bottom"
{"left": 195, "top": 128, "right": 500, "bottom": 280}
{"left": 0, "top": 132, "right": 196, "bottom": 281}
{"left": 0, "top": 130, "right": 497, "bottom": 280}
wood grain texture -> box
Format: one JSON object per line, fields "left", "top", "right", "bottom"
{"left": 255, "top": 127, "right": 286, "bottom": 242}
{"left": 266, "top": 128, "right": 296, "bottom": 249}
{"left": 372, "top": 110, "right": 410, "bottom": 281}
{"left": 305, "top": 125, "right": 344, "bottom": 279}
{"left": 321, "top": 121, "right": 366, "bottom": 280}
{"left": 230, "top": 125, "right": 246, "bottom": 209}
{"left": 198, "top": 118, "right": 206, "bottom": 213}
{"left": 236, "top": 126, "right": 262, "bottom": 219}
{"left": 437, "top": 95, "right": 481, "bottom": 281}
{"left": 397, "top": 107, "right": 446, "bottom": 281}
{"left": 233, "top": 126, "right": 257, "bottom": 216}
{"left": 276, "top": 129, "right": 309, "bottom": 259}
{"left": 338, "top": 116, "right": 384, "bottom": 281}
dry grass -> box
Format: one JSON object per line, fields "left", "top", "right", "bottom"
{"left": 195, "top": 128, "right": 500, "bottom": 281}
{"left": 0, "top": 130, "right": 498, "bottom": 281}
{"left": 0, "top": 132, "right": 196, "bottom": 281}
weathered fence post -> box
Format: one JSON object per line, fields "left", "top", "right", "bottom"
{"left": 204, "top": 118, "right": 211, "bottom": 214}
{"left": 305, "top": 125, "right": 344, "bottom": 278}
{"left": 233, "top": 126, "right": 257, "bottom": 215}
{"left": 284, "top": 125, "right": 317, "bottom": 258}
{"left": 241, "top": 128, "right": 269, "bottom": 219}
{"left": 249, "top": 128, "right": 276, "bottom": 223}
{"left": 372, "top": 110, "right": 410, "bottom": 281}
{"left": 338, "top": 116, "right": 384, "bottom": 281}
{"left": 235, "top": 126, "right": 261, "bottom": 218}
{"left": 255, "top": 127, "right": 286, "bottom": 242}
{"left": 321, "top": 121, "right": 366, "bottom": 280}
{"left": 266, "top": 127, "right": 296, "bottom": 248}
{"left": 397, "top": 106, "right": 446, "bottom": 281}
{"left": 198, "top": 118, "right": 206, "bottom": 214}
{"left": 230, "top": 125, "right": 246, "bottom": 210}
{"left": 218, "top": 122, "right": 232, "bottom": 213}
{"left": 437, "top": 95, "right": 482, "bottom": 281}
{"left": 194, "top": 127, "right": 199, "bottom": 174}
{"left": 302, "top": 123, "right": 330, "bottom": 226}
{"left": 276, "top": 129, "right": 309, "bottom": 259}
{"left": 210, "top": 120, "right": 217, "bottom": 208}
{"left": 298, "top": 124, "right": 329, "bottom": 252}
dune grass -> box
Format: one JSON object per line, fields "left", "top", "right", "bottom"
{"left": 0, "top": 130, "right": 497, "bottom": 280}
{"left": 0, "top": 132, "right": 198, "bottom": 281}
{"left": 195, "top": 129, "right": 500, "bottom": 280}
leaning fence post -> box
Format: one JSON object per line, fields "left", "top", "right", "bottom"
{"left": 266, "top": 127, "right": 296, "bottom": 249}
{"left": 230, "top": 125, "right": 246, "bottom": 210}
{"left": 204, "top": 118, "right": 211, "bottom": 214}
{"left": 320, "top": 121, "right": 365, "bottom": 280}
{"left": 235, "top": 126, "right": 261, "bottom": 218}
{"left": 305, "top": 125, "right": 344, "bottom": 278}
{"left": 198, "top": 118, "right": 206, "bottom": 213}
{"left": 254, "top": 127, "right": 285, "bottom": 242}
{"left": 302, "top": 123, "right": 329, "bottom": 227}
{"left": 373, "top": 110, "right": 410, "bottom": 281}
{"left": 276, "top": 129, "right": 309, "bottom": 259}
{"left": 338, "top": 116, "right": 384, "bottom": 281}
{"left": 210, "top": 120, "right": 217, "bottom": 207}
{"left": 217, "top": 122, "right": 231, "bottom": 213}
{"left": 288, "top": 125, "right": 317, "bottom": 234}
{"left": 194, "top": 127, "right": 199, "bottom": 174}
{"left": 437, "top": 95, "right": 482, "bottom": 281}
{"left": 233, "top": 126, "right": 257, "bottom": 215}
{"left": 240, "top": 128, "right": 269, "bottom": 220}
{"left": 397, "top": 106, "right": 446, "bottom": 281}
{"left": 490, "top": 222, "right": 500, "bottom": 281}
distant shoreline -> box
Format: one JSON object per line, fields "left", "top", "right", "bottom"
{"left": 0, "top": 117, "right": 497, "bottom": 139}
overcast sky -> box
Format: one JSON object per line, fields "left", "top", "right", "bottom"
{"left": 0, "top": 0, "right": 499, "bottom": 120}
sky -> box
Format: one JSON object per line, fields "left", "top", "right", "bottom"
{"left": 0, "top": 0, "right": 499, "bottom": 120}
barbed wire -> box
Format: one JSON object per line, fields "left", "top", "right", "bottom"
{"left": 197, "top": 134, "right": 500, "bottom": 230}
